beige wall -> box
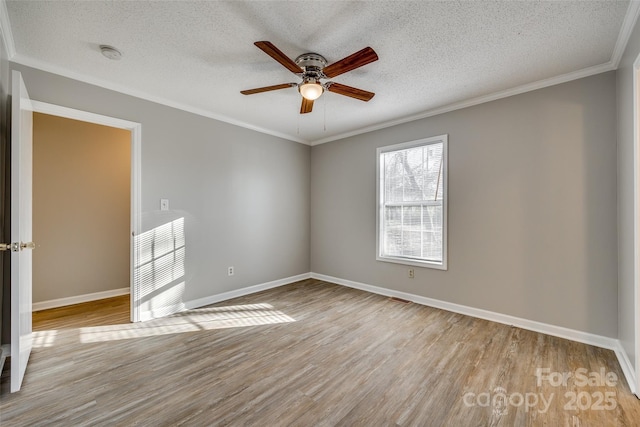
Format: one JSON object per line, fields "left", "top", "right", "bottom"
{"left": 32, "top": 113, "right": 130, "bottom": 303}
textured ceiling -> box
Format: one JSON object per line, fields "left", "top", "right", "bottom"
{"left": 5, "top": 1, "right": 635, "bottom": 144}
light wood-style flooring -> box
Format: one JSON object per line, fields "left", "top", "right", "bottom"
{"left": 1, "top": 279, "right": 639, "bottom": 426}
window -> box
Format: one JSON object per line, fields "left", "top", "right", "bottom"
{"left": 377, "top": 135, "right": 447, "bottom": 270}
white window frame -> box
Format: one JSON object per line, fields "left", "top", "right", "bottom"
{"left": 376, "top": 134, "right": 448, "bottom": 270}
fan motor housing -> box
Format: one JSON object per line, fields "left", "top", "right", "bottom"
{"left": 295, "top": 53, "right": 327, "bottom": 74}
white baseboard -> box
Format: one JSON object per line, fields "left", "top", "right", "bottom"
{"left": 613, "top": 341, "right": 637, "bottom": 395}
{"left": 184, "top": 273, "right": 311, "bottom": 311}
{"left": 138, "top": 273, "right": 312, "bottom": 321}
{"left": 33, "top": 287, "right": 130, "bottom": 311}
{"left": 310, "top": 272, "right": 636, "bottom": 392}
{"left": 140, "top": 273, "right": 311, "bottom": 322}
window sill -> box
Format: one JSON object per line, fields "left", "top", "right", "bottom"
{"left": 377, "top": 255, "right": 447, "bottom": 271}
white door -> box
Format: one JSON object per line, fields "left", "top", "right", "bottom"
{"left": 9, "top": 70, "right": 34, "bottom": 393}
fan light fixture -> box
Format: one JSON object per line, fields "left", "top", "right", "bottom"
{"left": 299, "top": 82, "right": 323, "bottom": 100}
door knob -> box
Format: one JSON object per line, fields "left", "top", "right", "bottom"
{"left": 0, "top": 242, "right": 20, "bottom": 252}
{"left": 0, "top": 242, "right": 35, "bottom": 251}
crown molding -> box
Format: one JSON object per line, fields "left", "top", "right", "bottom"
{"left": 10, "top": 53, "right": 310, "bottom": 145}
{"left": 312, "top": 0, "right": 640, "bottom": 146}
{"left": 611, "top": 0, "right": 640, "bottom": 68}
{"left": 13, "top": 49, "right": 616, "bottom": 148}
{"left": 310, "top": 61, "right": 615, "bottom": 146}
{"left": 7, "top": 0, "right": 637, "bottom": 147}
{"left": 0, "top": 0, "right": 16, "bottom": 58}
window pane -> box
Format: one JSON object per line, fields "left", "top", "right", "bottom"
{"left": 422, "top": 205, "right": 442, "bottom": 261}
{"left": 403, "top": 148, "right": 424, "bottom": 201}
{"left": 384, "top": 206, "right": 402, "bottom": 256}
{"left": 424, "top": 143, "right": 443, "bottom": 201}
{"left": 400, "top": 206, "right": 421, "bottom": 257}
{"left": 384, "top": 144, "right": 443, "bottom": 203}
{"left": 384, "top": 152, "right": 404, "bottom": 202}
{"left": 379, "top": 137, "right": 446, "bottom": 268}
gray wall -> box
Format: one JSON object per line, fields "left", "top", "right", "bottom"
{"left": 617, "top": 17, "right": 640, "bottom": 371}
{"left": 4, "top": 49, "right": 624, "bottom": 339}
{"left": 11, "top": 63, "right": 310, "bottom": 312}
{"left": 32, "top": 113, "right": 130, "bottom": 303}
{"left": 311, "top": 72, "right": 618, "bottom": 337}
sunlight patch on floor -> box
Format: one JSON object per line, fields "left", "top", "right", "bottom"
{"left": 32, "top": 330, "right": 58, "bottom": 348}
{"left": 79, "top": 303, "right": 295, "bottom": 343}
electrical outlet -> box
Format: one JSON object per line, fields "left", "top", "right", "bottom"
{"left": 228, "top": 266, "right": 234, "bottom": 276}
{"left": 408, "top": 268, "right": 415, "bottom": 279}
{"left": 160, "top": 199, "right": 169, "bottom": 211}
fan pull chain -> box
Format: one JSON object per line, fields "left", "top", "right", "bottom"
{"left": 323, "top": 94, "right": 327, "bottom": 132}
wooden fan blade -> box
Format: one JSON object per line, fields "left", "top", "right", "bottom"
{"left": 322, "top": 47, "right": 378, "bottom": 78}
{"left": 300, "top": 97, "right": 314, "bottom": 114}
{"left": 255, "top": 41, "right": 303, "bottom": 74}
{"left": 241, "top": 83, "right": 295, "bottom": 95}
{"left": 327, "top": 82, "right": 375, "bottom": 102}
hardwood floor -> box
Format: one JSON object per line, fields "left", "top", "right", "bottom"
{"left": 1, "top": 279, "right": 639, "bottom": 426}
{"left": 30, "top": 294, "right": 131, "bottom": 328}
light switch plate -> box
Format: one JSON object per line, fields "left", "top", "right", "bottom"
{"left": 160, "top": 199, "right": 169, "bottom": 211}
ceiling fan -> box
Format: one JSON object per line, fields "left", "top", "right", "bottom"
{"left": 241, "top": 41, "right": 378, "bottom": 114}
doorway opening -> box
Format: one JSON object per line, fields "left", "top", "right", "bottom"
{"left": 32, "top": 112, "right": 130, "bottom": 329}
{"left": 30, "top": 101, "right": 142, "bottom": 323}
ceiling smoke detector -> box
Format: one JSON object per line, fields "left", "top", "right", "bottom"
{"left": 100, "top": 45, "right": 122, "bottom": 60}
